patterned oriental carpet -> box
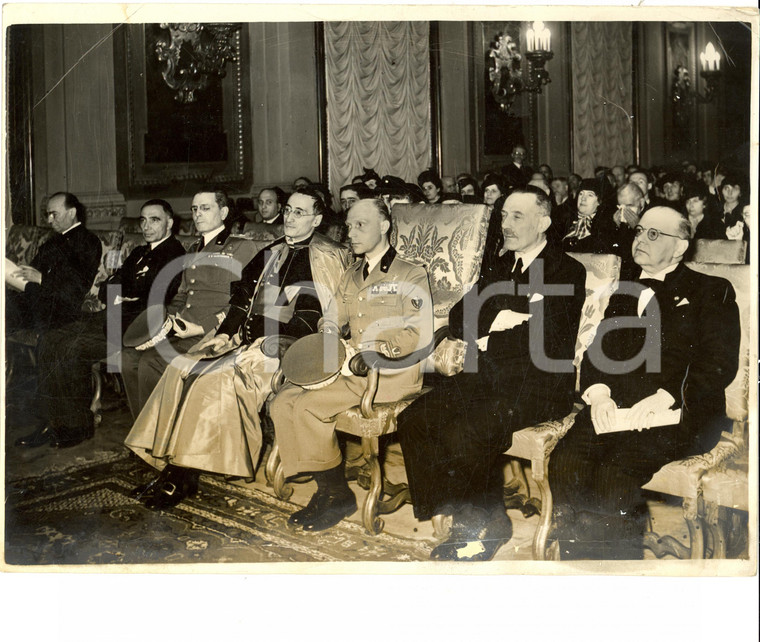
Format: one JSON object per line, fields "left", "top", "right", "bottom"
{"left": 5, "top": 454, "right": 432, "bottom": 565}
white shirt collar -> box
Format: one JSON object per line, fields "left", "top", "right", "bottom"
{"left": 514, "top": 239, "right": 547, "bottom": 272}
{"left": 149, "top": 235, "right": 171, "bottom": 251}
{"left": 639, "top": 262, "right": 679, "bottom": 281}
{"left": 202, "top": 226, "right": 225, "bottom": 247}
{"left": 62, "top": 222, "right": 81, "bottom": 235}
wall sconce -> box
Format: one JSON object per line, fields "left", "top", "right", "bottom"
{"left": 699, "top": 41, "right": 721, "bottom": 100}
{"left": 488, "top": 21, "right": 554, "bottom": 114}
{"left": 155, "top": 23, "right": 242, "bottom": 103}
{"left": 671, "top": 41, "right": 722, "bottom": 128}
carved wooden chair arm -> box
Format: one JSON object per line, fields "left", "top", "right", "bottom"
{"left": 259, "top": 334, "right": 298, "bottom": 360}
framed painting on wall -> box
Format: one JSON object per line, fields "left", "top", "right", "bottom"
{"left": 113, "top": 23, "right": 251, "bottom": 195}
{"left": 470, "top": 21, "right": 537, "bottom": 177}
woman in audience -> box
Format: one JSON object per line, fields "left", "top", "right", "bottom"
{"left": 720, "top": 174, "right": 746, "bottom": 230}
{"left": 562, "top": 176, "right": 617, "bottom": 253}
{"left": 457, "top": 176, "right": 481, "bottom": 201}
{"left": 481, "top": 173, "right": 506, "bottom": 214}
{"left": 417, "top": 169, "right": 443, "bottom": 204}
{"left": 684, "top": 182, "right": 722, "bottom": 240}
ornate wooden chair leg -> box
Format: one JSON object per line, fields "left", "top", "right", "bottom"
{"left": 272, "top": 448, "right": 294, "bottom": 500}
{"left": 264, "top": 440, "right": 280, "bottom": 486}
{"left": 532, "top": 459, "right": 553, "bottom": 560}
{"left": 361, "top": 436, "right": 384, "bottom": 535}
{"left": 432, "top": 514, "right": 451, "bottom": 540}
{"left": 91, "top": 362, "right": 104, "bottom": 426}
{"left": 704, "top": 501, "right": 727, "bottom": 559}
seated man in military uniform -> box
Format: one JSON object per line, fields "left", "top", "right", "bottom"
{"left": 120, "top": 187, "right": 258, "bottom": 418}
{"left": 125, "top": 187, "right": 349, "bottom": 509}
{"left": 270, "top": 198, "right": 434, "bottom": 532}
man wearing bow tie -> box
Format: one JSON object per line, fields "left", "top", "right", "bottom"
{"left": 550, "top": 206, "right": 740, "bottom": 560}
{"left": 397, "top": 186, "right": 587, "bottom": 561}
{"left": 125, "top": 187, "right": 349, "bottom": 509}
{"left": 17, "top": 199, "right": 185, "bottom": 449}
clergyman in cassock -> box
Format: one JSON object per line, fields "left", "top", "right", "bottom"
{"left": 125, "top": 187, "right": 349, "bottom": 509}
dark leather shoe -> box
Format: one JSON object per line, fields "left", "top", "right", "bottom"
{"left": 288, "top": 492, "right": 323, "bottom": 527}
{"left": 302, "top": 490, "right": 357, "bottom": 532}
{"left": 430, "top": 506, "right": 512, "bottom": 562}
{"left": 15, "top": 425, "right": 57, "bottom": 448}
{"left": 144, "top": 471, "right": 199, "bottom": 510}
{"left": 129, "top": 469, "right": 170, "bottom": 500}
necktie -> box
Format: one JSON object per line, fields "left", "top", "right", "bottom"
{"left": 512, "top": 257, "right": 524, "bottom": 276}
{"left": 362, "top": 262, "right": 370, "bottom": 281}
{"left": 197, "top": 238, "right": 205, "bottom": 252}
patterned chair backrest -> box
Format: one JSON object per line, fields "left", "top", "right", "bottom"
{"left": 5, "top": 225, "right": 53, "bottom": 265}
{"left": 566, "top": 252, "right": 622, "bottom": 390}
{"left": 692, "top": 239, "right": 747, "bottom": 264}
{"left": 177, "top": 218, "right": 197, "bottom": 236}
{"left": 686, "top": 262, "right": 750, "bottom": 425}
{"left": 82, "top": 230, "right": 123, "bottom": 313}
{"left": 241, "top": 221, "right": 283, "bottom": 242}
{"left": 390, "top": 202, "right": 490, "bottom": 330}
{"left": 118, "top": 216, "right": 142, "bottom": 235}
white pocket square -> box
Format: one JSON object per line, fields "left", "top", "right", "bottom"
{"left": 676, "top": 298, "right": 689, "bottom": 307}
{"left": 529, "top": 293, "right": 544, "bottom": 303}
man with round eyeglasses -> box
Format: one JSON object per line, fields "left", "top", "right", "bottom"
{"left": 550, "top": 206, "right": 740, "bottom": 560}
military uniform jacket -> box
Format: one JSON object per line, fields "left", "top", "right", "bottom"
{"left": 322, "top": 246, "right": 434, "bottom": 402}
{"left": 98, "top": 235, "right": 186, "bottom": 332}
{"left": 581, "top": 262, "right": 739, "bottom": 453}
{"left": 166, "top": 228, "right": 258, "bottom": 334}
{"left": 24, "top": 223, "right": 102, "bottom": 328}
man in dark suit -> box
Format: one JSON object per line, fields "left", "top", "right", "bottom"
{"left": 550, "top": 206, "right": 740, "bottom": 560}
{"left": 501, "top": 144, "right": 533, "bottom": 190}
{"left": 5, "top": 191, "right": 101, "bottom": 332}
{"left": 120, "top": 188, "right": 258, "bottom": 418}
{"left": 16, "top": 199, "right": 185, "bottom": 449}
{"left": 397, "top": 186, "right": 586, "bottom": 561}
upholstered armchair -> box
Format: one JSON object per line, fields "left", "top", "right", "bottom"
{"left": 267, "top": 202, "right": 492, "bottom": 534}
{"left": 642, "top": 262, "right": 750, "bottom": 559}
{"left": 504, "top": 252, "right": 622, "bottom": 559}
{"left": 691, "top": 239, "right": 747, "bottom": 264}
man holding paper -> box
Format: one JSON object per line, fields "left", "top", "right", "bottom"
{"left": 15, "top": 199, "right": 184, "bottom": 449}
{"left": 551, "top": 206, "right": 740, "bottom": 560}
{"left": 397, "top": 186, "right": 586, "bottom": 561}
{"left": 5, "top": 192, "right": 101, "bottom": 332}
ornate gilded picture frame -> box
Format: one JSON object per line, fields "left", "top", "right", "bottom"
{"left": 113, "top": 23, "right": 251, "bottom": 195}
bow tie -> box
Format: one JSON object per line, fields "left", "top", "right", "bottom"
{"left": 639, "top": 277, "right": 664, "bottom": 292}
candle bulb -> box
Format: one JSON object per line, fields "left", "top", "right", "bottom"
{"left": 526, "top": 26, "right": 535, "bottom": 52}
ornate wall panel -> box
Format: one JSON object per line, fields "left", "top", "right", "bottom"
{"left": 324, "top": 22, "right": 431, "bottom": 195}
{"left": 571, "top": 22, "right": 634, "bottom": 177}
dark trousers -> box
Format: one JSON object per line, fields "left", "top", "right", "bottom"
{"left": 35, "top": 314, "right": 115, "bottom": 436}
{"left": 550, "top": 407, "right": 692, "bottom": 560}
{"left": 121, "top": 336, "right": 200, "bottom": 419}
{"left": 397, "top": 372, "right": 543, "bottom": 521}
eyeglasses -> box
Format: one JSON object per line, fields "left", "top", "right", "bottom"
{"left": 283, "top": 206, "right": 315, "bottom": 219}
{"left": 634, "top": 226, "right": 685, "bottom": 241}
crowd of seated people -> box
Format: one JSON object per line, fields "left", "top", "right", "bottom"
{"left": 7, "top": 147, "right": 749, "bottom": 563}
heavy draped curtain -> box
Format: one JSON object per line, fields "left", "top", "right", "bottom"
{"left": 571, "top": 22, "right": 634, "bottom": 178}
{"left": 324, "top": 22, "right": 431, "bottom": 196}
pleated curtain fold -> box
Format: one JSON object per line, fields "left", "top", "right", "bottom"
{"left": 324, "top": 21, "right": 432, "bottom": 198}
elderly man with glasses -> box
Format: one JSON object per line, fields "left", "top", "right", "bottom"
{"left": 550, "top": 206, "right": 740, "bottom": 560}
